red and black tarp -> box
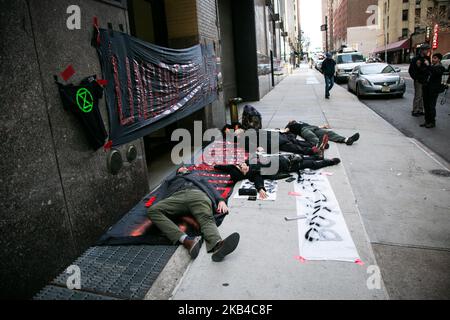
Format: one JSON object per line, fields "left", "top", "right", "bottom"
{"left": 96, "top": 28, "right": 218, "bottom": 147}
{"left": 96, "top": 142, "right": 248, "bottom": 246}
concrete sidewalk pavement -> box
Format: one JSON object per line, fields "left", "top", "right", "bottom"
{"left": 147, "top": 65, "right": 450, "bottom": 300}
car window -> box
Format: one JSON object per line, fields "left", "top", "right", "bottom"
{"left": 360, "top": 64, "right": 394, "bottom": 74}
{"left": 443, "top": 54, "right": 450, "bottom": 59}
{"left": 337, "top": 54, "right": 365, "bottom": 64}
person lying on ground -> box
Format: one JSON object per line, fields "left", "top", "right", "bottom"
{"left": 221, "top": 123, "right": 325, "bottom": 157}
{"left": 285, "top": 120, "right": 360, "bottom": 147}
{"left": 147, "top": 166, "right": 240, "bottom": 262}
{"left": 215, "top": 154, "right": 341, "bottom": 199}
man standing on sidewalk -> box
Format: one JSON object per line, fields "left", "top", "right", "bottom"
{"left": 420, "top": 53, "right": 446, "bottom": 128}
{"left": 409, "top": 44, "right": 430, "bottom": 117}
{"left": 321, "top": 53, "right": 336, "bottom": 99}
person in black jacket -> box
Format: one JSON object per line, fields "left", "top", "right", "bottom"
{"left": 321, "top": 53, "right": 336, "bottom": 99}
{"left": 420, "top": 53, "right": 446, "bottom": 128}
{"left": 285, "top": 120, "right": 360, "bottom": 146}
{"left": 147, "top": 167, "right": 240, "bottom": 262}
{"left": 215, "top": 154, "right": 341, "bottom": 200}
{"left": 409, "top": 45, "right": 431, "bottom": 117}
{"left": 222, "top": 124, "right": 322, "bottom": 157}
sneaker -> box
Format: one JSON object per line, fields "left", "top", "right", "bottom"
{"left": 183, "top": 236, "right": 203, "bottom": 259}
{"left": 346, "top": 133, "right": 360, "bottom": 146}
{"left": 331, "top": 158, "right": 341, "bottom": 165}
{"left": 419, "top": 123, "right": 427, "bottom": 127}
{"left": 211, "top": 233, "right": 240, "bottom": 262}
{"left": 425, "top": 123, "right": 436, "bottom": 128}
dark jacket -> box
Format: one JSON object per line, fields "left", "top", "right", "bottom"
{"left": 286, "top": 121, "right": 313, "bottom": 135}
{"left": 152, "top": 172, "right": 226, "bottom": 217}
{"left": 409, "top": 55, "right": 429, "bottom": 83}
{"left": 321, "top": 58, "right": 336, "bottom": 76}
{"left": 423, "top": 63, "right": 446, "bottom": 94}
{"left": 215, "top": 164, "right": 266, "bottom": 192}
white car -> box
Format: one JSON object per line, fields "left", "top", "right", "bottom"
{"left": 334, "top": 51, "right": 366, "bottom": 83}
{"left": 442, "top": 52, "right": 450, "bottom": 72}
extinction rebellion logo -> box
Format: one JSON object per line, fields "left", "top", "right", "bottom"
{"left": 76, "top": 88, "right": 94, "bottom": 113}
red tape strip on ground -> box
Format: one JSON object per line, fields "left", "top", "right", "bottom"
{"left": 60, "top": 65, "right": 75, "bottom": 82}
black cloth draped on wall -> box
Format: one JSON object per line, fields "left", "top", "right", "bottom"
{"left": 96, "top": 28, "right": 218, "bottom": 147}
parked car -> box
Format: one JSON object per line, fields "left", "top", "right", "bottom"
{"left": 315, "top": 57, "right": 325, "bottom": 72}
{"left": 334, "top": 51, "right": 365, "bottom": 83}
{"left": 347, "top": 63, "right": 406, "bottom": 98}
{"left": 442, "top": 52, "right": 450, "bottom": 72}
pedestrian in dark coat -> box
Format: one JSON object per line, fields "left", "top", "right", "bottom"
{"left": 409, "top": 45, "right": 430, "bottom": 117}
{"left": 420, "top": 53, "right": 446, "bottom": 128}
{"left": 321, "top": 53, "right": 336, "bottom": 99}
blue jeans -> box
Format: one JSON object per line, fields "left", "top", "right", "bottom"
{"left": 325, "top": 75, "right": 334, "bottom": 97}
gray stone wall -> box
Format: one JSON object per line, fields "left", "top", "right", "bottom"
{"left": 197, "top": 0, "right": 225, "bottom": 128}
{"left": 0, "top": 0, "right": 149, "bottom": 298}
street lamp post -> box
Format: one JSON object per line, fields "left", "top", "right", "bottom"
{"left": 384, "top": 8, "right": 388, "bottom": 63}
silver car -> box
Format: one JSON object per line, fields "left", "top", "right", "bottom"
{"left": 347, "top": 63, "right": 406, "bottom": 98}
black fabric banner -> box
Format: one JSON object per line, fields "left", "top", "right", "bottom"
{"left": 96, "top": 29, "right": 218, "bottom": 147}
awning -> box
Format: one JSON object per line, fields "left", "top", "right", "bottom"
{"left": 373, "top": 39, "right": 410, "bottom": 53}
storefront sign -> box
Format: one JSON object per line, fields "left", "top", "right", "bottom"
{"left": 432, "top": 24, "right": 439, "bottom": 49}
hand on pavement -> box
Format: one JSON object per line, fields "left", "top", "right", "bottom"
{"left": 259, "top": 190, "right": 268, "bottom": 200}
{"left": 217, "top": 201, "right": 229, "bottom": 214}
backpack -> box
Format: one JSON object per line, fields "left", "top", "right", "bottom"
{"left": 242, "top": 105, "right": 262, "bottom": 130}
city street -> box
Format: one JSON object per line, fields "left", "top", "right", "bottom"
{"left": 339, "top": 68, "right": 450, "bottom": 163}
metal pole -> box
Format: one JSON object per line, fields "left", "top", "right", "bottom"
{"left": 385, "top": 10, "right": 388, "bottom": 63}
{"left": 325, "top": 16, "right": 329, "bottom": 53}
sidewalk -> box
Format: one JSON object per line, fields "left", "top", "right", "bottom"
{"left": 147, "top": 64, "right": 450, "bottom": 300}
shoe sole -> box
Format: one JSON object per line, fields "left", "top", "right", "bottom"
{"left": 346, "top": 133, "right": 360, "bottom": 146}
{"left": 212, "top": 233, "right": 240, "bottom": 262}
{"left": 189, "top": 237, "right": 203, "bottom": 260}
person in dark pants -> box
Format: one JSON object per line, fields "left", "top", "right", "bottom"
{"left": 223, "top": 124, "right": 324, "bottom": 157}
{"left": 409, "top": 44, "right": 430, "bottom": 117}
{"left": 285, "top": 120, "right": 360, "bottom": 146}
{"left": 147, "top": 167, "right": 240, "bottom": 262}
{"left": 321, "top": 53, "right": 337, "bottom": 99}
{"left": 421, "top": 53, "right": 446, "bottom": 128}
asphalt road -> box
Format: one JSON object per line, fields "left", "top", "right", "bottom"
{"left": 339, "top": 71, "right": 450, "bottom": 164}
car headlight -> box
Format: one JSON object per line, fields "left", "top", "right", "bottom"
{"left": 337, "top": 69, "right": 344, "bottom": 74}
{"left": 399, "top": 78, "right": 405, "bottom": 85}
{"left": 360, "top": 79, "right": 371, "bottom": 86}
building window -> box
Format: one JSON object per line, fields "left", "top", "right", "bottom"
{"left": 415, "top": 8, "right": 421, "bottom": 20}
{"left": 403, "top": 10, "right": 409, "bottom": 21}
{"left": 402, "top": 28, "right": 409, "bottom": 38}
{"left": 403, "top": 0, "right": 408, "bottom": 3}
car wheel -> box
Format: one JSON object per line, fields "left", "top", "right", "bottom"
{"left": 347, "top": 83, "right": 352, "bottom": 93}
{"left": 356, "top": 84, "right": 361, "bottom": 98}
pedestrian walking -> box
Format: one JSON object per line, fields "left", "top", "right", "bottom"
{"left": 420, "top": 53, "right": 446, "bottom": 128}
{"left": 409, "top": 44, "right": 430, "bottom": 117}
{"left": 321, "top": 53, "right": 336, "bottom": 99}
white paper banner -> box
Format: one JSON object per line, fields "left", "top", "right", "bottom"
{"left": 295, "top": 171, "right": 360, "bottom": 262}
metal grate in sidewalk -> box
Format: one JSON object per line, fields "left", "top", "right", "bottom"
{"left": 33, "top": 245, "right": 177, "bottom": 300}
